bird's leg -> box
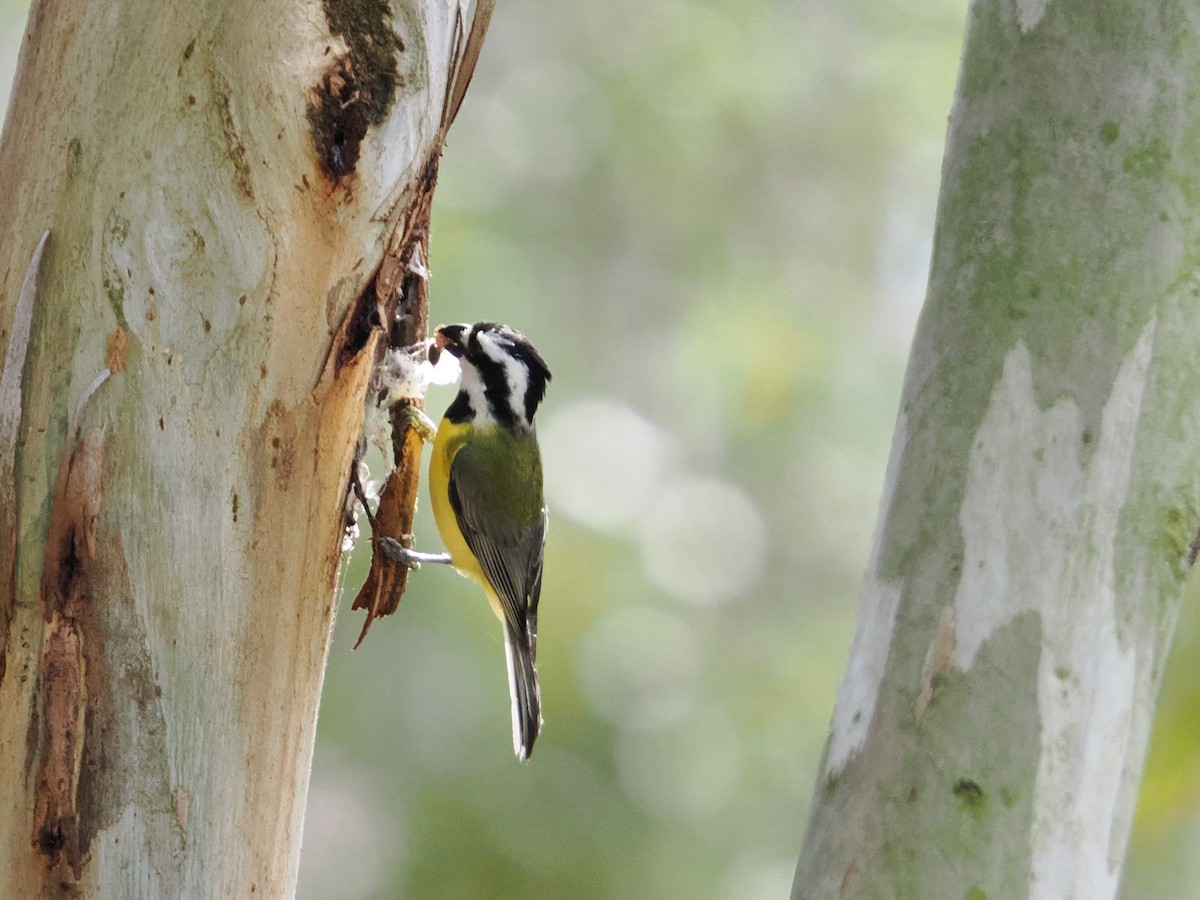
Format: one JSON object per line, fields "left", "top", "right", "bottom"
{"left": 398, "top": 403, "right": 438, "bottom": 442}
{"left": 378, "top": 535, "right": 451, "bottom": 570}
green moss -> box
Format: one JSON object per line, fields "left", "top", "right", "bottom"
{"left": 956, "top": 2, "right": 1007, "bottom": 102}
{"left": 1161, "top": 501, "right": 1198, "bottom": 574}
{"left": 1099, "top": 121, "right": 1120, "bottom": 145}
{"left": 953, "top": 777, "right": 987, "bottom": 821}
{"left": 1123, "top": 138, "right": 1170, "bottom": 178}
{"left": 966, "top": 887, "right": 989, "bottom": 900}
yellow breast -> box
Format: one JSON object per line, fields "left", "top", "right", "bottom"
{"left": 428, "top": 417, "right": 506, "bottom": 622}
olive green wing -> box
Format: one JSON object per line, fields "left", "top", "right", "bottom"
{"left": 447, "top": 439, "right": 547, "bottom": 646}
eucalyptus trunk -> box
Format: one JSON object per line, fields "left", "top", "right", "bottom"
{"left": 794, "top": 1, "right": 1200, "bottom": 897}
{"left": 0, "top": 0, "right": 456, "bottom": 895}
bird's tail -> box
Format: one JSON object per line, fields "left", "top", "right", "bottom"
{"left": 503, "top": 621, "right": 542, "bottom": 760}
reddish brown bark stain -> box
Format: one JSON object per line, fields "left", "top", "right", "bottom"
{"left": 33, "top": 427, "right": 105, "bottom": 877}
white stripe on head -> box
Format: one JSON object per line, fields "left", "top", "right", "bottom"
{"left": 457, "top": 326, "right": 494, "bottom": 426}
{"left": 476, "top": 328, "right": 532, "bottom": 427}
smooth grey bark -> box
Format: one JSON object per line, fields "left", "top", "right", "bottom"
{"left": 794, "top": 1, "right": 1200, "bottom": 897}
{"left": 0, "top": 0, "right": 457, "bottom": 895}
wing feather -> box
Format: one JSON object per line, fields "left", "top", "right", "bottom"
{"left": 447, "top": 442, "right": 546, "bottom": 645}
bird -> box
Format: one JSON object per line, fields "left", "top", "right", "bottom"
{"left": 381, "top": 322, "right": 551, "bottom": 759}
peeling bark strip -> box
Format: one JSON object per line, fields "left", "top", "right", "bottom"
{"left": 0, "top": 230, "right": 51, "bottom": 673}
{"left": 351, "top": 0, "right": 494, "bottom": 643}
{"left": 351, "top": 157, "right": 437, "bottom": 643}
{"left": 352, "top": 403, "right": 423, "bottom": 645}
{"left": 33, "top": 427, "right": 106, "bottom": 878}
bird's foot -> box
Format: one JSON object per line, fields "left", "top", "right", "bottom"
{"left": 398, "top": 405, "right": 438, "bottom": 442}
{"left": 378, "top": 535, "right": 451, "bottom": 570}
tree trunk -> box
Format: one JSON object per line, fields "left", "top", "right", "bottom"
{"left": 0, "top": 0, "right": 456, "bottom": 895}
{"left": 793, "top": 1, "right": 1200, "bottom": 897}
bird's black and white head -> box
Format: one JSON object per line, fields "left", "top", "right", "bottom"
{"left": 436, "top": 322, "right": 552, "bottom": 431}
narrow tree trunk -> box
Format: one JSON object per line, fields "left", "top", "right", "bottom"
{"left": 794, "top": 1, "right": 1200, "bottom": 897}
{"left": 0, "top": 1, "right": 456, "bottom": 895}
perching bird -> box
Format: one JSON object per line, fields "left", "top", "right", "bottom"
{"left": 382, "top": 322, "right": 551, "bottom": 759}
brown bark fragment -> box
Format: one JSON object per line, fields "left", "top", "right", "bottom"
{"left": 32, "top": 618, "right": 85, "bottom": 873}
{"left": 352, "top": 418, "right": 422, "bottom": 645}
{"left": 104, "top": 328, "right": 127, "bottom": 373}
{"left": 32, "top": 427, "right": 105, "bottom": 879}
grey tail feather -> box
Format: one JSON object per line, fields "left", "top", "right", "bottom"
{"left": 503, "top": 622, "right": 542, "bottom": 760}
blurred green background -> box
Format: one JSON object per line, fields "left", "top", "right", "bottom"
{"left": 5, "top": 0, "right": 1200, "bottom": 897}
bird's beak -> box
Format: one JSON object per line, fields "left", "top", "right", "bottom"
{"left": 434, "top": 324, "right": 467, "bottom": 358}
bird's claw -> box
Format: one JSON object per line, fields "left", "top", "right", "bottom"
{"left": 378, "top": 535, "right": 420, "bottom": 569}
{"left": 377, "top": 535, "right": 452, "bottom": 569}
{"left": 399, "top": 405, "right": 438, "bottom": 442}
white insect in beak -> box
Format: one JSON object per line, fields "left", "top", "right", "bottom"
{"left": 378, "top": 338, "right": 462, "bottom": 408}
{"left": 426, "top": 341, "right": 462, "bottom": 386}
